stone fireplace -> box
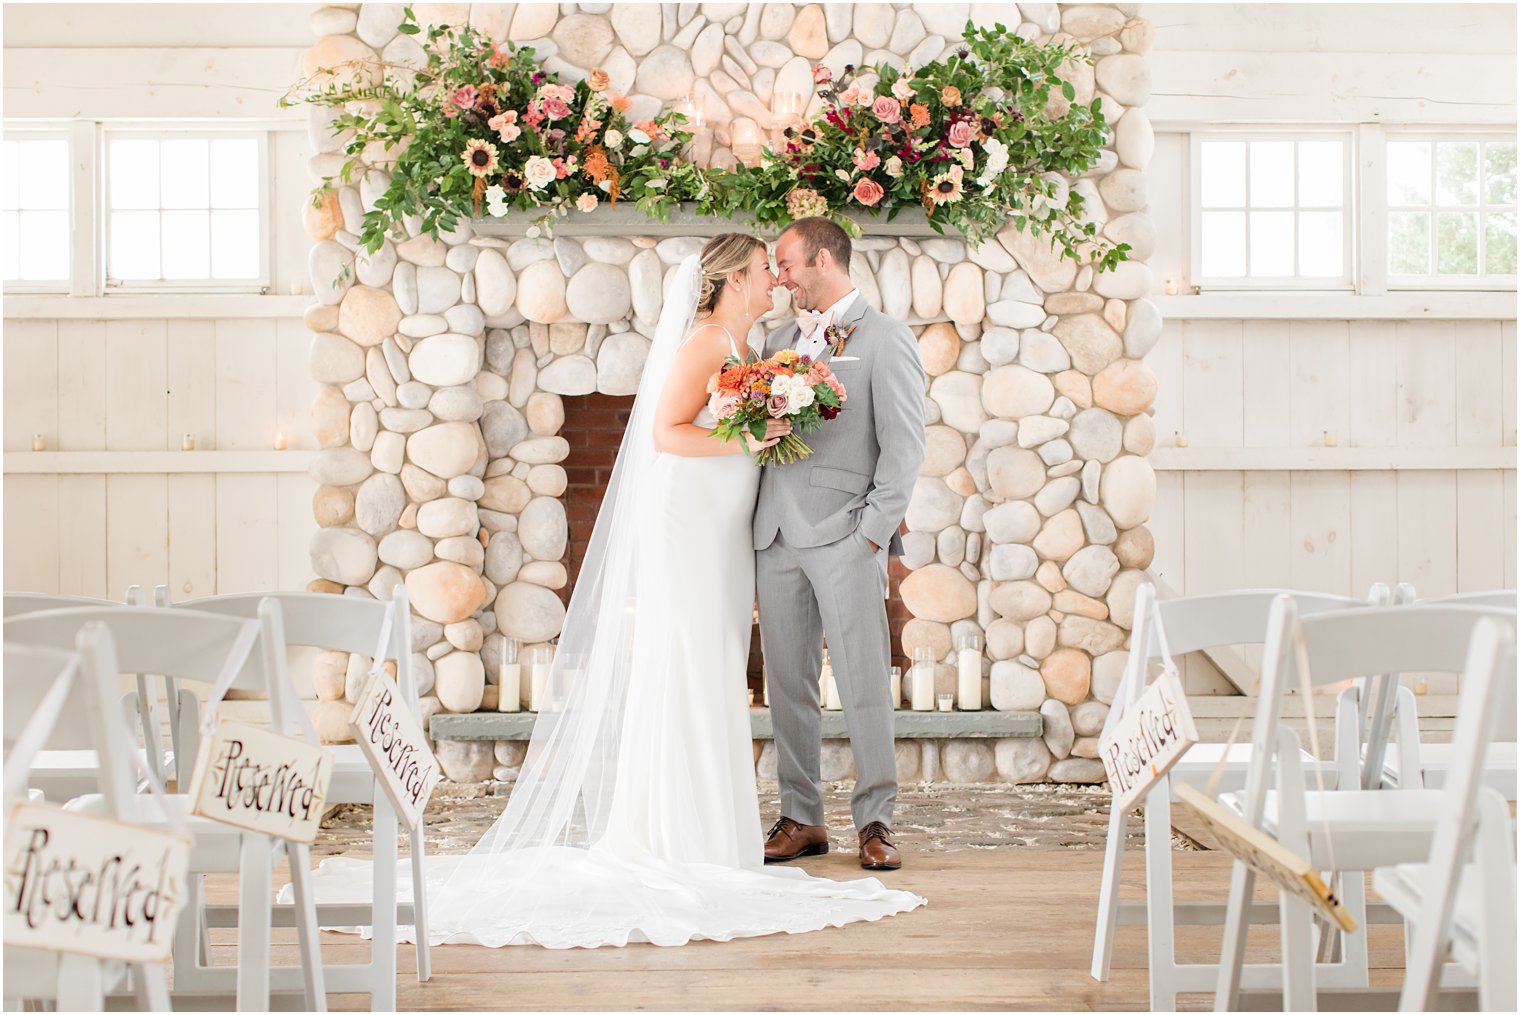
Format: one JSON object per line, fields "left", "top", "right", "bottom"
{"left": 302, "top": 3, "right": 1158, "bottom": 784}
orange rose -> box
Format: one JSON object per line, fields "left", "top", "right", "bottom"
{"left": 941, "top": 85, "right": 962, "bottom": 106}
{"left": 587, "top": 68, "right": 610, "bottom": 92}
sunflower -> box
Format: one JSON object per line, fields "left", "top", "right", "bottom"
{"left": 462, "top": 138, "right": 499, "bottom": 178}
{"left": 927, "top": 165, "right": 965, "bottom": 206}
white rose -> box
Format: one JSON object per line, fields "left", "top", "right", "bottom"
{"left": 782, "top": 375, "right": 814, "bottom": 413}
{"left": 602, "top": 129, "right": 623, "bottom": 148}
{"left": 885, "top": 156, "right": 904, "bottom": 178}
{"left": 524, "top": 155, "right": 556, "bottom": 191}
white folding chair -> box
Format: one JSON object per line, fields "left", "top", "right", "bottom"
{"left": 3, "top": 628, "right": 173, "bottom": 1012}
{"left": 2, "top": 588, "right": 183, "bottom": 798}
{"left": 1369, "top": 590, "right": 1517, "bottom": 799}
{"left": 1372, "top": 620, "right": 1516, "bottom": 1012}
{"left": 1213, "top": 600, "right": 1516, "bottom": 1011}
{"left": 1090, "top": 584, "right": 1383, "bottom": 1010}
{"left": 170, "top": 585, "right": 427, "bottom": 1008}
{"left": 5, "top": 604, "right": 328, "bottom": 1012}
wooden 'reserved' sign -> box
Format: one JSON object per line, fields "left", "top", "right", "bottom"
{"left": 348, "top": 670, "right": 439, "bottom": 830}
{"left": 187, "top": 720, "right": 334, "bottom": 843}
{"left": 1099, "top": 668, "right": 1199, "bottom": 813}
{"left": 3, "top": 801, "right": 190, "bottom": 962}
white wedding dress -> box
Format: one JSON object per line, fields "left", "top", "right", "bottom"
{"left": 303, "top": 259, "right": 924, "bottom": 948}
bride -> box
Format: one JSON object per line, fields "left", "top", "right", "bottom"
{"left": 311, "top": 234, "right": 925, "bottom": 948}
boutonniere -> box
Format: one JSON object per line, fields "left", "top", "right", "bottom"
{"left": 824, "top": 321, "right": 858, "bottom": 358}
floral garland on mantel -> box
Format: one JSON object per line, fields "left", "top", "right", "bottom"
{"left": 285, "top": 8, "right": 1129, "bottom": 270}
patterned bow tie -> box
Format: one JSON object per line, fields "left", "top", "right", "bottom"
{"left": 796, "top": 309, "right": 834, "bottom": 340}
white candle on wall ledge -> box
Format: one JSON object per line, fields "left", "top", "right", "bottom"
{"left": 732, "top": 118, "right": 762, "bottom": 167}
{"left": 957, "top": 633, "right": 983, "bottom": 711}
{"left": 182, "top": 432, "right": 195, "bottom": 451}
{"left": 530, "top": 644, "right": 553, "bottom": 713}
{"left": 274, "top": 431, "right": 287, "bottom": 450}
{"left": 821, "top": 648, "right": 841, "bottom": 711}
{"left": 910, "top": 647, "right": 935, "bottom": 712}
{"left": 889, "top": 666, "right": 902, "bottom": 710}
{"left": 31, "top": 433, "right": 45, "bottom": 452}
{"left": 498, "top": 638, "right": 522, "bottom": 713}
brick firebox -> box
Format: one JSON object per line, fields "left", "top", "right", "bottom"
{"left": 558, "top": 393, "right": 915, "bottom": 698}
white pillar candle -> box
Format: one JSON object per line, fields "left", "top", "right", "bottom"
{"left": 530, "top": 646, "right": 553, "bottom": 713}
{"left": 910, "top": 663, "right": 935, "bottom": 712}
{"left": 957, "top": 634, "right": 983, "bottom": 711}
{"left": 498, "top": 638, "right": 521, "bottom": 713}
{"left": 821, "top": 649, "right": 841, "bottom": 710}
{"left": 889, "top": 666, "right": 902, "bottom": 710}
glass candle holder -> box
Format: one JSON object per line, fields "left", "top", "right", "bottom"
{"left": 498, "top": 638, "right": 522, "bottom": 713}
{"left": 936, "top": 693, "right": 955, "bottom": 713}
{"left": 911, "top": 646, "right": 935, "bottom": 712}
{"left": 530, "top": 644, "right": 554, "bottom": 712}
{"left": 889, "top": 665, "right": 902, "bottom": 710}
{"left": 956, "top": 632, "right": 983, "bottom": 711}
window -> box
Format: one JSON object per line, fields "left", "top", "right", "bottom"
{"left": 1193, "top": 133, "right": 1351, "bottom": 289}
{"left": 2, "top": 132, "right": 71, "bottom": 287}
{"left": 104, "top": 130, "right": 267, "bottom": 290}
{"left": 1387, "top": 137, "right": 1516, "bottom": 284}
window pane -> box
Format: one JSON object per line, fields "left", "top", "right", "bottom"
{"left": 1388, "top": 141, "right": 1431, "bottom": 205}
{"left": 1201, "top": 141, "right": 1245, "bottom": 207}
{"left": 1435, "top": 141, "right": 1478, "bottom": 206}
{"left": 1249, "top": 141, "right": 1294, "bottom": 207}
{"left": 1298, "top": 211, "right": 1343, "bottom": 277}
{"left": 111, "top": 139, "right": 160, "bottom": 210}
{"left": 1249, "top": 210, "right": 1294, "bottom": 275}
{"left": 211, "top": 209, "right": 259, "bottom": 277}
{"left": 160, "top": 139, "right": 209, "bottom": 210}
{"left": 1297, "top": 141, "right": 1343, "bottom": 208}
{"left": 1435, "top": 211, "right": 1478, "bottom": 274}
{"left": 17, "top": 139, "right": 69, "bottom": 210}
{"left": 1485, "top": 142, "right": 1516, "bottom": 206}
{"left": 161, "top": 209, "right": 210, "bottom": 278}
{"left": 210, "top": 139, "right": 259, "bottom": 208}
{"left": 1485, "top": 211, "right": 1516, "bottom": 275}
{"left": 1201, "top": 210, "right": 1246, "bottom": 276}
{"left": 17, "top": 210, "right": 69, "bottom": 280}
{"left": 1, "top": 211, "right": 19, "bottom": 279}
{"left": 1388, "top": 211, "right": 1430, "bottom": 275}
{"left": 111, "top": 210, "right": 161, "bottom": 279}
{"left": 2, "top": 142, "right": 18, "bottom": 210}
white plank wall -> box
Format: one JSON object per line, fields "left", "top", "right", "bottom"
{"left": 1152, "top": 317, "right": 1517, "bottom": 693}
{"left": 3, "top": 316, "right": 318, "bottom": 599}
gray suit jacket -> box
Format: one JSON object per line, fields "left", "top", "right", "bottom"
{"left": 752, "top": 296, "right": 927, "bottom": 555}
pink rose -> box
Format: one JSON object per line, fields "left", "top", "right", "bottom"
{"left": 948, "top": 120, "right": 975, "bottom": 149}
{"left": 813, "top": 64, "right": 832, "bottom": 84}
{"left": 543, "top": 98, "right": 571, "bottom": 121}
{"left": 838, "top": 85, "right": 863, "bottom": 107}
{"left": 852, "top": 176, "right": 885, "bottom": 207}
{"left": 708, "top": 391, "right": 741, "bottom": 420}
{"left": 450, "top": 85, "right": 477, "bottom": 110}
{"left": 853, "top": 149, "right": 881, "bottom": 171}
{"left": 872, "top": 96, "right": 902, "bottom": 124}
{"left": 766, "top": 393, "right": 791, "bottom": 418}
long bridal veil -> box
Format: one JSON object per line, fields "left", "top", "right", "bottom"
{"left": 419, "top": 254, "right": 706, "bottom": 925}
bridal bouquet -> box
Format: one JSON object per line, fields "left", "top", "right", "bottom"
{"left": 706, "top": 349, "right": 846, "bottom": 466}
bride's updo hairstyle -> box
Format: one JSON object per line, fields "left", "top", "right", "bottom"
{"left": 695, "top": 233, "right": 766, "bottom": 315}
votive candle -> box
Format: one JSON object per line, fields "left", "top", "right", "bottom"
{"left": 31, "top": 433, "right": 45, "bottom": 452}
{"left": 937, "top": 693, "right": 955, "bottom": 713}
{"left": 274, "top": 431, "right": 287, "bottom": 451}
{"left": 182, "top": 432, "right": 196, "bottom": 451}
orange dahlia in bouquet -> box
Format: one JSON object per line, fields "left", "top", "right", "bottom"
{"left": 706, "top": 349, "right": 846, "bottom": 466}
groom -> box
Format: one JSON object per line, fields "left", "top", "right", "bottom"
{"left": 754, "top": 217, "right": 927, "bottom": 871}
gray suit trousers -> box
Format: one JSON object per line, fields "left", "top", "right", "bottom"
{"left": 757, "top": 529, "right": 896, "bottom": 829}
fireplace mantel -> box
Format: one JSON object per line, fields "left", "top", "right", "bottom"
{"left": 469, "top": 204, "right": 952, "bottom": 240}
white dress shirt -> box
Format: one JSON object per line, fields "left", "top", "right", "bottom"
{"left": 792, "top": 288, "right": 860, "bottom": 361}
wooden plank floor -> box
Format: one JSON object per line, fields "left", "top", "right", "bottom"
{"left": 207, "top": 849, "right": 1409, "bottom": 1012}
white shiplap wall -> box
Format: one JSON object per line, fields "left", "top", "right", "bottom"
{"left": 4, "top": 5, "right": 319, "bottom": 601}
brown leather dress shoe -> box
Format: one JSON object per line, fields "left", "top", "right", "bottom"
{"left": 764, "top": 817, "right": 828, "bottom": 863}
{"left": 858, "top": 821, "right": 901, "bottom": 871}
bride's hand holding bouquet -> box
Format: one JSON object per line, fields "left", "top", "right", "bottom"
{"left": 706, "top": 349, "right": 847, "bottom": 466}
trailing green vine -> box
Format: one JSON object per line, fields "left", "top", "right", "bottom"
{"left": 284, "top": 9, "right": 1128, "bottom": 270}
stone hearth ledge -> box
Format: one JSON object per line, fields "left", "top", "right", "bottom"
{"left": 431, "top": 707, "right": 1043, "bottom": 741}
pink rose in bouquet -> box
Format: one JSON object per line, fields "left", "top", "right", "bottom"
{"left": 704, "top": 349, "right": 848, "bottom": 466}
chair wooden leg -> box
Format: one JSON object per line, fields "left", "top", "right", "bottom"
{"left": 1144, "top": 783, "right": 1181, "bottom": 1011}
{"left": 287, "top": 842, "right": 329, "bottom": 1012}
{"left": 372, "top": 797, "right": 399, "bottom": 1012}
{"left": 236, "top": 834, "right": 273, "bottom": 1012}
{"left": 409, "top": 825, "right": 433, "bottom": 982}
{"left": 1279, "top": 893, "right": 1318, "bottom": 1011}
{"left": 1214, "top": 862, "right": 1257, "bottom": 1011}
{"left": 1090, "top": 793, "right": 1129, "bottom": 981}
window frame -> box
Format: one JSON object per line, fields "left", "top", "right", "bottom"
{"left": 1, "top": 124, "right": 76, "bottom": 294}
{"left": 100, "top": 124, "right": 272, "bottom": 294}
{"left": 1381, "top": 129, "right": 1517, "bottom": 292}
{"left": 1188, "top": 128, "right": 1357, "bottom": 293}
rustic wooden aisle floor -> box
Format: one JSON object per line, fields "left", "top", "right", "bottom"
{"left": 213, "top": 848, "right": 1407, "bottom": 1012}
